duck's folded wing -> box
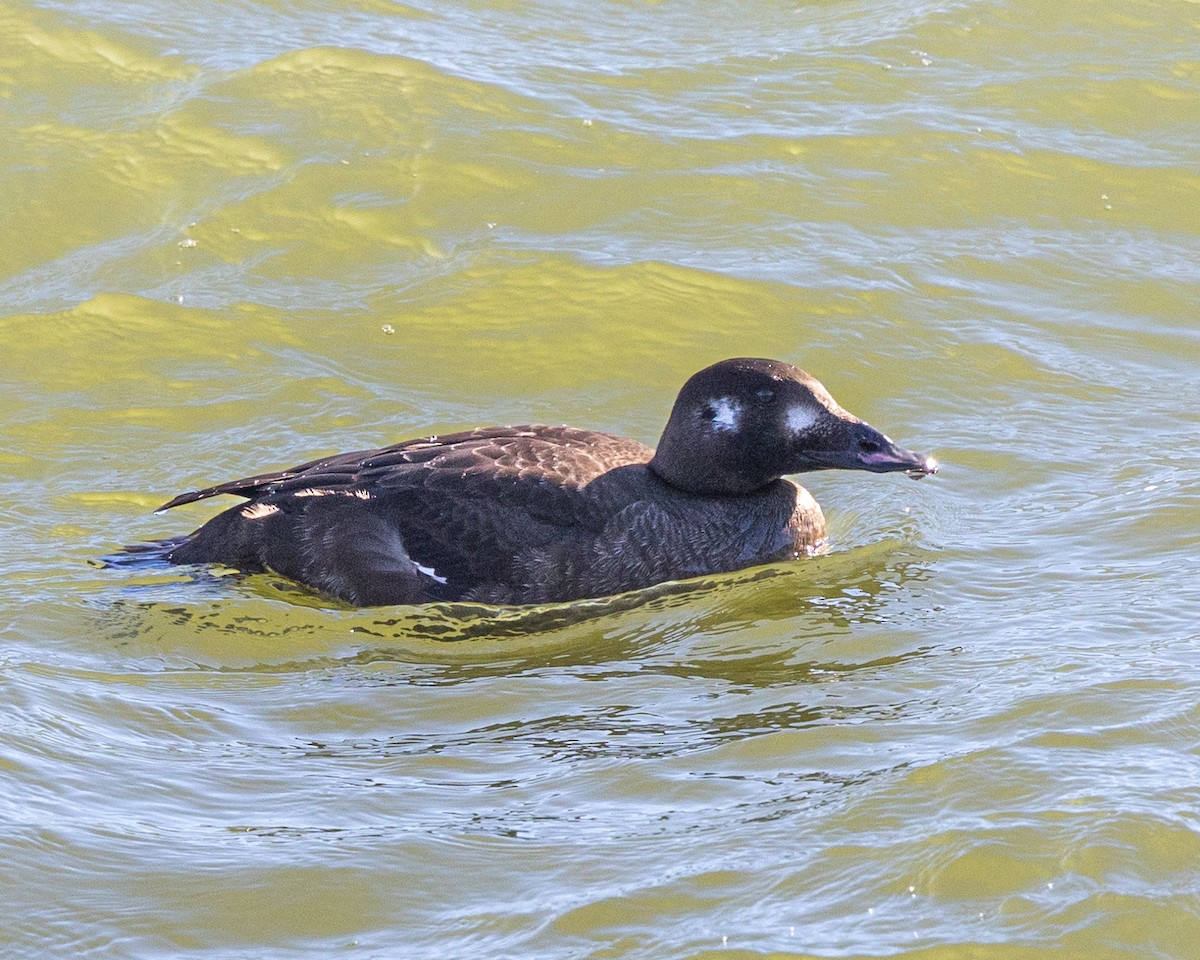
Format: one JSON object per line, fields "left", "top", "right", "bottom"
{"left": 159, "top": 425, "right": 651, "bottom": 514}
{"left": 159, "top": 425, "right": 656, "bottom": 602}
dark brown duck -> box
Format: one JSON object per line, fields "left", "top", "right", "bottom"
{"left": 152, "top": 358, "right": 937, "bottom": 605}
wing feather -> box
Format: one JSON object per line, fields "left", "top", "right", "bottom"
{"left": 159, "top": 425, "right": 656, "bottom": 600}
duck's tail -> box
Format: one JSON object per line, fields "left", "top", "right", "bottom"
{"left": 101, "top": 537, "right": 192, "bottom": 568}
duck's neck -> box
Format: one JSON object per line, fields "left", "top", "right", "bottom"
{"left": 647, "top": 447, "right": 774, "bottom": 497}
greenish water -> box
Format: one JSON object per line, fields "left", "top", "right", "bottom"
{"left": 3, "top": 0, "right": 1200, "bottom": 957}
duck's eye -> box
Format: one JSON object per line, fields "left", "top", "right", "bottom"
{"left": 858, "top": 437, "right": 881, "bottom": 453}
{"left": 701, "top": 404, "right": 717, "bottom": 421}
{"left": 755, "top": 387, "right": 776, "bottom": 403}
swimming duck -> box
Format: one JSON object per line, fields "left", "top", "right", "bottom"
{"left": 153, "top": 358, "right": 936, "bottom": 605}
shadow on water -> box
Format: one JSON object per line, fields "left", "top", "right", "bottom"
{"left": 92, "top": 539, "right": 941, "bottom": 678}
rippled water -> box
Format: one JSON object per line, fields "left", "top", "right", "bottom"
{"left": 3, "top": 0, "right": 1200, "bottom": 957}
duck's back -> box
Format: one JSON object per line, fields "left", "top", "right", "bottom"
{"left": 166, "top": 426, "right": 659, "bottom": 604}
{"left": 162, "top": 423, "right": 821, "bottom": 606}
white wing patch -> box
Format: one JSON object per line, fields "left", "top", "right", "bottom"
{"left": 786, "top": 404, "right": 818, "bottom": 435}
{"left": 710, "top": 397, "right": 742, "bottom": 431}
{"left": 414, "top": 562, "right": 448, "bottom": 585}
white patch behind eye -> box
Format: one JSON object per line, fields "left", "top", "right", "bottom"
{"left": 709, "top": 397, "right": 742, "bottom": 431}
{"left": 786, "top": 404, "right": 818, "bottom": 435}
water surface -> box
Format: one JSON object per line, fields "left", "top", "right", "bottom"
{"left": 2, "top": 0, "right": 1199, "bottom": 957}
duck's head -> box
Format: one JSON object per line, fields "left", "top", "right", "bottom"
{"left": 649, "top": 357, "right": 938, "bottom": 495}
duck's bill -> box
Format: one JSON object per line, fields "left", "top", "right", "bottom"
{"left": 849, "top": 423, "right": 939, "bottom": 478}
{"left": 858, "top": 442, "right": 938, "bottom": 479}
{"left": 905, "top": 458, "right": 938, "bottom": 479}
{"left": 791, "top": 420, "right": 939, "bottom": 478}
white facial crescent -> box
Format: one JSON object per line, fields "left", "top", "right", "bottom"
{"left": 786, "top": 404, "right": 818, "bottom": 435}
{"left": 709, "top": 397, "right": 742, "bottom": 431}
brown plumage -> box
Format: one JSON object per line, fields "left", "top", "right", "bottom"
{"left": 150, "top": 358, "right": 936, "bottom": 606}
